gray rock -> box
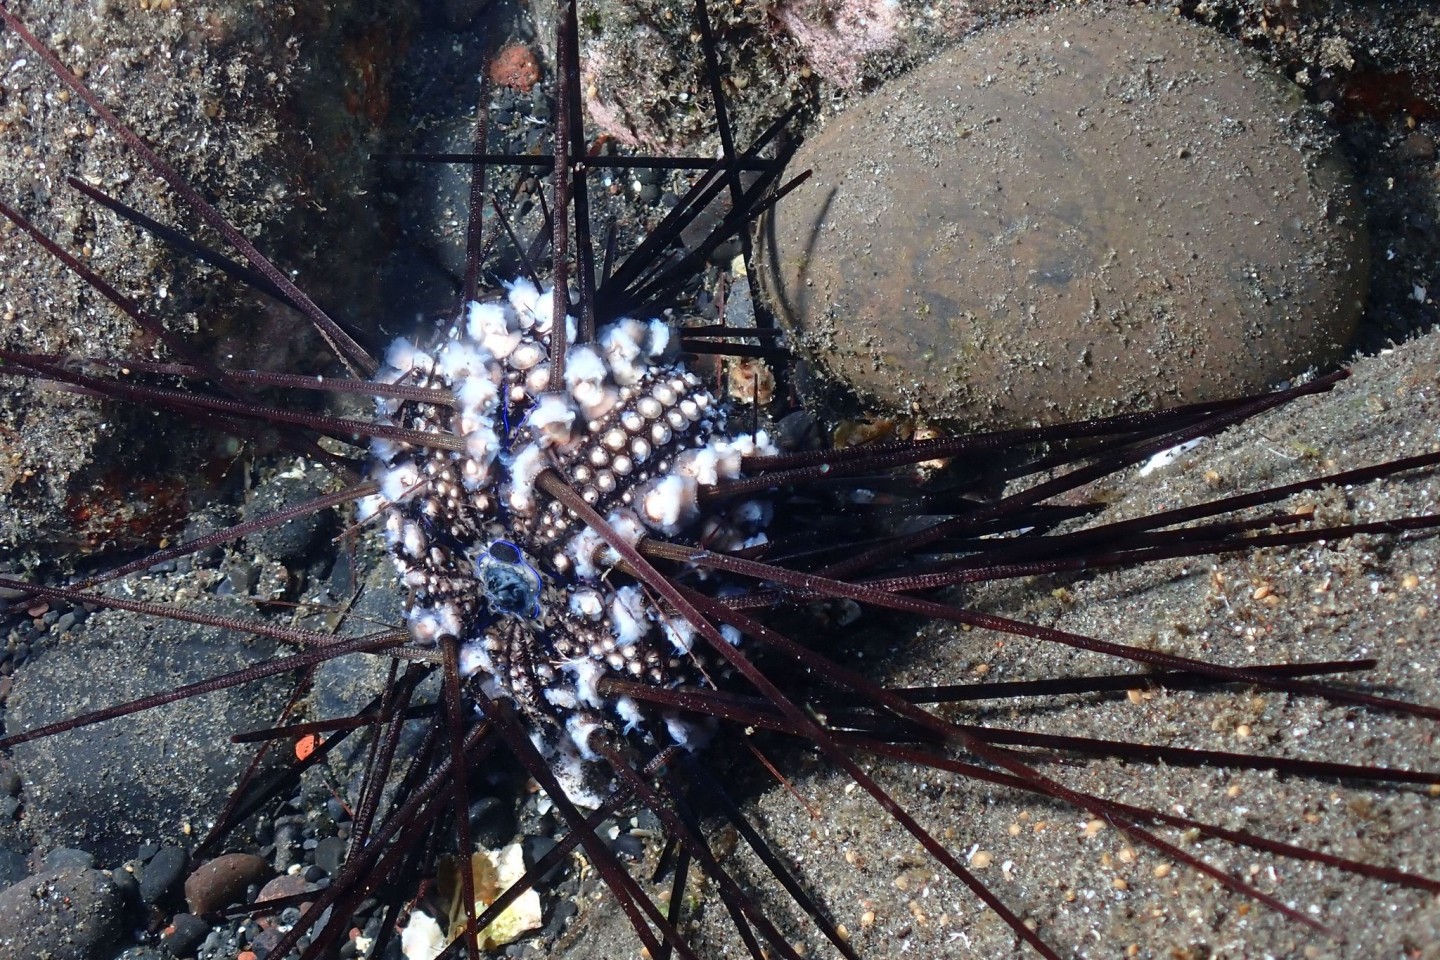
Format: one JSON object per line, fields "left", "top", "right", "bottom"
{"left": 0, "top": 867, "right": 125, "bottom": 960}
{"left": 761, "top": 6, "right": 1368, "bottom": 428}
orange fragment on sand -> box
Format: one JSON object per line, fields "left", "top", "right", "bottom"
{"left": 295, "top": 734, "right": 318, "bottom": 761}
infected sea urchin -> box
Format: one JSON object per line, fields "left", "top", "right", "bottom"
{"left": 0, "top": 2, "right": 1439, "bottom": 960}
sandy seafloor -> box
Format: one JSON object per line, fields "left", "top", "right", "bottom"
{"left": 0, "top": 1, "right": 1438, "bottom": 959}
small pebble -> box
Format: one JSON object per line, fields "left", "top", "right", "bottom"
{"left": 161, "top": 913, "right": 210, "bottom": 959}
{"left": 140, "top": 845, "right": 188, "bottom": 905}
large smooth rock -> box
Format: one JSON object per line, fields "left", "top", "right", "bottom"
{"left": 761, "top": 6, "right": 1368, "bottom": 427}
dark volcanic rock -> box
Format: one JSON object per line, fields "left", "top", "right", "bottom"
{"left": 6, "top": 595, "right": 288, "bottom": 865}
{"left": 0, "top": 867, "right": 125, "bottom": 960}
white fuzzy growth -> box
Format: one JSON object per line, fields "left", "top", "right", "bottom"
{"left": 711, "top": 431, "right": 775, "bottom": 479}
{"left": 609, "top": 585, "right": 651, "bottom": 647}
{"left": 582, "top": 384, "right": 622, "bottom": 420}
{"left": 526, "top": 394, "right": 577, "bottom": 447}
{"left": 710, "top": 430, "right": 779, "bottom": 479}
{"left": 563, "top": 345, "right": 610, "bottom": 410}
{"left": 456, "top": 375, "right": 501, "bottom": 425}
{"left": 355, "top": 494, "right": 385, "bottom": 524}
{"left": 614, "top": 696, "right": 644, "bottom": 736}
{"left": 466, "top": 299, "right": 523, "bottom": 359}
{"left": 525, "top": 364, "right": 552, "bottom": 395}
{"left": 385, "top": 337, "right": 433, "bottom": 374}
{"left": 637, "top": 474, "right": 699, "bottom": 534}
{"left": 599, "top": 319, "right": 648, "bottom": 385}
{"left": 459, "top": 639, "right": 494, "bottom": 678}
{"left": 544, "top": 686, "right": 579, "bottom": 711}
{"left": 400, "top": 912, "right": 446, "bottom": 960}
{"left": 463, "top": 421, "right": 499, "bottom": 468}
{"left": 380, "top": 463, "right": 423, "bottom": 503}
{"left": 720, "top": 623, "right": 743, "bottom": 647}
{"left": 565, "top": 525, "right": 607, "bottom": 579}
{"left": 674, "top": 447, "right": 721, "bottom": 486}
{"left": 401, "top": 521, "right": 426, "bottom": 559}
{"left": 646, "top": 319, "right": 672, "bottom": 358}
{"left": 509, "top": 340, "right": 547, "bottom": 371}
{"left": 665, "top": 715, "right": 712, "bottom": 752}
{"left": 437, "top": 341, "right": 492, "bottom": 383}
{"left": 562, "top": 657, "right": 606, "bottom": 709}
{"left": 565, "top": 714, "right": 603, "bottom": 761}
{"left": 369, "top": 437, "right": 402, "bottom": 465}
{"left": 660, "top": 615, "right": 696, "bottom": 655}
{"left": 505, "top": 277, "right": 544, "bottom": 324}
{"left": 569, "top": 587, "right": 605, "bottom": 621}
{"left": 731, "top": 499, "right": 773, "bottom": 528}
{"left": 406, "top": 605, "right": 460, "bottom": 644}
{"left": 605, "top": 508, "right": 647, "bottom": 550}
{"left": 507, "top": 444, "right": 548, "bottom": 514}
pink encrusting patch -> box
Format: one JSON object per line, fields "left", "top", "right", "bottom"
{"left": 772, "top": 0, "right": 903, "bottom": 87}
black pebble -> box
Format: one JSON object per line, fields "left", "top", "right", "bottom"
{"left": 468, "top": 796, "right": 516, "bottom": 849}
{"left": 162, "top": 913, "right": 211, "bottom": 958}
{"left": 43, "top": 847, "right": 95, "bottom": 872}
{"left": 521, "top": 835, "right": 564, "bottom": 884}
{"left": 313, "top": 836, "right": 347, "bottom": 877}
{"left": 610, "top": 833, "right": 645, "bottom": 861}
{"left": 140, "top": 845, "right": 187, "bottom": 904}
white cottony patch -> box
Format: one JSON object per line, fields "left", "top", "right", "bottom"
{"left": 459, "top": 639, "right": 494, "bottom": 678}
{"left": 505, "top": 277, "right": 544, "bottom": 324}
{"left": 615, "top": 696, "right": 644, "bottom": 735}
{"left": 355, "top": 493, "right": 385, "bottom": 523}
{"left": 437, "top": 340, "right": 491, "bottom": 383}
{"left": 565, "top": 524, "right": 607, "bottom": 579}
{"left": 660, "top": 614, "right": 697, "bottom": 655}
{"left": 408, "top": 604, "right": 461, "bottom": 645}
{"left": 609, "top": 585, "right": 651, "bottom": 647}
{"left": 456, "top": 372, "right": 501, "bottom": 421}
{"left": 666, "top": 715, "right": 712, "bottom": 752}
{"left": 526, "top": 393, "right": 577, "bottom": 447}
{"left": 637, "top": 474, "right": 700, "bottom": 534}
{"left": 507, "top": 444, "right": 548, "bottom": 514}
{"left": 369, "top": 437, "right": 402, "bottom": 465}
{"left": 563, "top": 345, "right": 610, "bottom": 414}
{"left": 400, "top": 520, "right": 426, "bottom": 559}
{"left": 400, "top": 911, "right": 446, "bottom": 960}
{"left": 566, "top": 713, "right": 604, "bottom": 760}
{"left": 646, "top": 319, "right": 672, "bottom": 358}
{"left": 380, "top": 463, "right": 423, "bottom": 504}
{"left": 569, "top": 587, "right": 605, "bottom": 621}
{"left": 599, "top": 318, "right": 649, "bottom": 385}
{"left": 562, "top": 657, "right": 606, "bottom": 709}
{"left": 731, "top": 499, "right": 773, "bottom": 529}
{"left": 385, "top": 337, "right": 433, "bottom": 374}
{"left": 466, "top": 299, "right": 523, "bottom": 359}
{"left": 463, "top": 421, "right": 500, "bottom": 471}
{"left": 675, "top": 447, "right": 721, "bottom": 485}
{"left": 604, "top": 509, "right": 645, "bottom": 546}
